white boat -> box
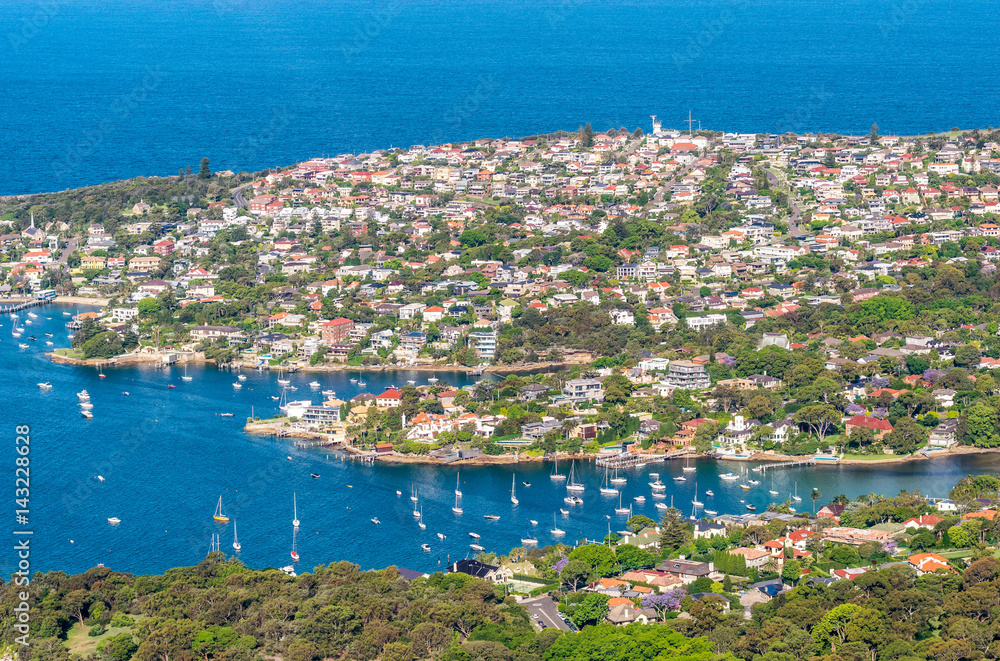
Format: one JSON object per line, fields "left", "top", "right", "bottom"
{"left": 692, "top": 482, "right": 704, "bottom": 507}
{"left": 484, "top": 514, "right": 500, "bottom": 521}
{"left": 62, "top": 312, "right": 71, "bottom": 316}
{"left": 470, "top": 543, "right": 485, "bottom": 551}
{"left": 655, "top": 502, "right": 669, "bottom": 510}
{"left": 769, "top": 474, "right": 779, "bottom": 496}
{"left": 720, "top": 472, "right": 740, "bottom": 481}
{"left": 418, "top": 505, "right": 426, "bottom": 529}
{"left": 793, "top": 483, "right": 802, "bottom": 501}
{"left": 233, "top": 522, "right": 242, "bottom": 551}
{"left": 350, "top": 378, "right": 358, "bottom": 383}
{"left": 673, "top": 475, "right": 687, "bottom": 482}
{"left": 615, "top": 492, "right": 630, "bottom": 515}
{"left": 559, "top": 508, "right": 569, "bottom": 515}
{"left": 705, "top": 490, "right": 714, "bottom": 497}
{"left": 309, "top": 381, "right": 320, "bottom": 388}
{"left": 521, "top": 527, "right": 538, "bottom": 545}
{"left": 427, "top": 377, "right": 438, "bottom": 384}
{"left": 27, "top": 312, "right": 37, "bottom": 319}
{"left": 610, "top": 466, "right": 626, "bottom": 486}
{"left": 358, "top": 380, "right": 366, "bottom": 387}
{"left": 37, "top": 382, "right": 52, "bottom": 390}
{"left": 371, "top": 518, "right": 380, "bottom": 525}
{"left": 634, "top": 496, "right": 645, "bottom": 503}
{"left": 11, "top": 332, "right": 20, "bottom": 338}
{"left": 563, "top": 495, "right": 583, "bottom": 505}
{"left": 410, "top": 486, "right": 419, "bottom": 503}
{"left": 650, "top": 481, "right": 666, "bottom": 491}
{"left": 455, "top": 472, "right": 462, "bottom": 497}
{"left": 277, "top": 365, "right": 289, "bottom": 386}
{"left": 96, "top": 475, "right": 105, "bottom": 482}
{"left": 232, "top": 383, "right": 242, "bottom": 389}
{"left": 551, "top": 513, "right": 565, "bottom": 536}
{"left": 396, "top": 490, "right": 402, "bottom": 496}
{"left": 278, "top": 378, "right": 290, "bottom": 386}
{"left": 406, "top": 380, "right": 415, "bottom": 385}
{"left": 510, "top": 475, "right": 519, "bottom": 505}
{"left": 550, "top": 454, "right": 566, "bottom": 481}
{"left": 238, "top": 374, "right": 247, "bottom": 381}
{"left": 421, "top": 543, "right": 431, "bottom": 552}
{"left": 652, "top": 492, "right": 666, "bottom": 499}
{"left": 600, "top": 467, "right": 618, "bottom": 495}
{"left": 81, "top": 411, "right": 93, "bottom": 419}
{"left": 182, "top": 364, "right": 193, "bottom": 381}
{"left": 469, "top": 532, "right": 481, "bottom": 539}
{"left": 18, "top": 343, "right": 28, "bottom": 349}
{"left": 437, "top": 532, "right": 446, "bottom": 540}
{"left": 452, "top": 492, "right": 463, "bottom": 515}
{"left": 529, "top": 519, "right": 538, "bottom": 526}
{"left": 79, "top": 402, "right": 93, "bottom": 410}
{"left": 107, "top": 517, "right": 120, "bottom": 525}
{"left": 566, "top": 461, "right": 585, "bottom": 492}
{"left": 292, "top": 493, "right": 300, "bottom": 529}
{"left": 704, "top": 509, "right": 718, "bottom": 517}
{"left": 322, "top": 389, "right": 335, "bottom": 397}
{"left": 45, "top": 341, "right": 53, "bottom": 346}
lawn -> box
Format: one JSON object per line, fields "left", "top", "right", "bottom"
{"left": 65, "top": 621, "right": 140, "bottom": 657}
{"left": 54, "top": 348, "right": 86, "bottom": 360}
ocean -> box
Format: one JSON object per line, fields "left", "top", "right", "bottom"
{"left": 3, "top": 0, "right": 999, "bottom": 195}
{"left": 3, "top": 303, "right": 999, "bottom": 578}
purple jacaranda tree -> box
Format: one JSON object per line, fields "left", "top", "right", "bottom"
{"left": 641, "top": 588, "right": 686, "bottom": 619}
{"left": 924, "top": 369, "right": 945, "bottom": 384}
{"left": 871, "top": 376, "right": 890, "bottom": 389}
{"left": 552, "top": 556, "right": 569, "bottom": 574}
{"left": 882, "top": 539, "right": 898, "bottom": 556}
{"left": 872, "top": 407, "right": 888, "bottom": 419}
{"left": 846, "top": 403, "right": 866, "bottom": 416}
{"left": 720, "top": 355, "right": 737, "bottom": 367}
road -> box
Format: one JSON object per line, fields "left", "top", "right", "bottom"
{"left": 232, "top": 183, "right": 253, "bottom": 210}
{"left": 522, "top": 596, "right": 572, "bottom": 632}
{"left": 766, "top": 167, "right": 805, "bottom": 236}
{"left": 57, "top": 237, "right": 78, "bottom": 266}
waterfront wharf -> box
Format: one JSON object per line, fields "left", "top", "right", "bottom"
{"left": 0, "top": 299, "right": 47, "bottom": 315}
{"left": 596, "top": 450, "right": 687, "bottom": 468}
{"left": 751, "top": 458, "right": 816, "bottom": 472}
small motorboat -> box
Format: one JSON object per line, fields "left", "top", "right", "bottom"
{"left": 522, "top": 481, "right": 531, "bottom": 487}
{"left": 437, "top": 532, "right": 446, "bottom": 540}
{"left": 18, "top": 343, "right": 28, "bottom": 349}
{"left": 421, "top": 544, "right": 431, "bottom": 552}
{"left": 719, "top": 472, "right": 739, "bottom": 481}
{"left": 746, "top": 504, "right": 757, "bottom": 511}
{"left": 559, "top": 508, "right": 569, "bottom": 515}
{"left": 96, "top": 475, "right": 105, "bottom": 482}
{"left": 322, "top": 389, "right": 335, "bottom": 396}
{"left": 740, "top": 484, "right": 751, "bottom": 490}
{"left": 350, "top": 378, "right": 358, "bottom": 383}
{"left": 521, "top": 534, "right": 538, "bottom": 545}
{"left": 652, "top": 492, "right": 666, "bottom": 499}
{"left": 673, "top": 476, "right": 687, "bottom": 482}
{"left": 122, "top": 392, "right": 129, "bottom": 396}
{"left": 371, "top": 518, "right": 381, "bottom": 525}
{"left": 406, "top": 380, "right": 416, "bottom": 385}
{"left": 233, "top": 383, "right": 242, "bottom": 389}
{"left": 168, "top": 385, "right": 177, "bottom": 389}
{"left": 427, "top": 377, "right": 438, "bottom": 384}
{"left": 310, "top": 473, "right": 320, "bottom": 478}
{"left": 107, "top": 517, "right": 120, "bottom": 525}
{"left": 564, "top": 496, "right": 582, "bottom": 505}
{"left": 705, "top": 490, "right": 714, "bottom": 497}
{"left": 470, "top": 544, "right": 485, "bottom": 552}
{"left": 45, "top": 341, "right": 53, "bottom": 346}
{"left": 238, "top": 374, "right": 247, "bottom": 381}
{"left": 287, "top": 456, "right": 293, "bottom": 461}
{"left": 396, "top": 490, "right": 402, "bottom": 496}
{"left": 469, "top": 532, "right": 481, "bottom": 539}
{"left": 81, "top": 411, "right": 93, "bottom": 419}
{"left": 634, "top": 496, "right": 646, "bottom": 503}
{"left": 80, "top": 402, "right": 93, "bottom": 410}
{"left": 309, "top": 381, "right": 321, "bottom": 388}
{"left": 529, "top": 519, "right": 538, "bottom": 526}
{"left": 37, "top": 382, "right": 52, "bottom": 390}
{"left": 44, "top": 333, "right": 53, "bottom": 337}
{"left": 484, "top": 514, "right": 500, "bottom": 521}
{"left": 704, "top": 510, "right": 718, "bottom": 516}
{"left": 220, "top": 413, "right": 234, "bottom": 417}
{"left": 655, "top": 502, "right": 668, "bottom": 510}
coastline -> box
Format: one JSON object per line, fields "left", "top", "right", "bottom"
{"left": 55, "top": 295, "right": 110, "bottom": 306}
{"left": 745, "top": 444, "right": 1000, "bottom": 466}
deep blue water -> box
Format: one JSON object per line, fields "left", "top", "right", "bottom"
{"left": 3, "top": 0, "right": 1000, "bottom": 195}
{"left": 3, "top": 303, "right": 1000, "bottom": 578}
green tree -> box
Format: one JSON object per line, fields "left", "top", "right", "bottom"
{"left": 962, "top": 402, "right": 1000, "bottom": 448}
{"left": 659, "top": 507, "right": 690, "bottom": 550}
{"left": 626, "top": 514, "right": 656, "bottom": 533}
{"left": 198, "top": 157, "right": 211, "bottom": 179}
{"left": 571, "top": 593, "right": 609, "bottom": 628}
{"left": 560, "top": 559, "right": 593, "bottom": 592}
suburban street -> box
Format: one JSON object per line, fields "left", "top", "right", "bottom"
{"left": 521, "top": 596, "right": 572, "bottom": 632}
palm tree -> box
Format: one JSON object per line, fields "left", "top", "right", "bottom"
{"left": 811, "top": 488, "right": 821, "bottom": 516}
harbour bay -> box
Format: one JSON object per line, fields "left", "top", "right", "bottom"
{"left": 4, "top": 304, "right": 999, "bottom": 578}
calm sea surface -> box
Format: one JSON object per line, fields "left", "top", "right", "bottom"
{"left": 3, "top": 0, "right": 1000, "bottom": 194}
{"left": 3, "top": 304, "right": 999, "bottom": 577}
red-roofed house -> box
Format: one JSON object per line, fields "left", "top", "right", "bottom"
{"left": 908, "top": 553, "right": 954, "bottom": 575}
{"left": 902, "top": 514, "right": 944, "bottom": 530}
{"left": 845, "top": 415, "right": 894, "bottom": 440}
{"left": 321, "top": 317, "right": 354, "bottom": 344}
{"left": 376, "top": 389, "right": 402, "bottom": 407}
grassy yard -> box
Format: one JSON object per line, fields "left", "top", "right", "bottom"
{"left": 54, "top": 348, "right": 86, "bottom": 360}
{"left": 65, "top": 621, "right": 138, "bottom": 657}
{"left": 839, "top": 453, "right": 901, "bottom": 461}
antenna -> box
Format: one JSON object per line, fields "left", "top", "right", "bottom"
{"left": 686, "top": 111, "right": 697, "bottom": 135}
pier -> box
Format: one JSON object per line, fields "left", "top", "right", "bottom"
{"left": 0, "top": 299, "right": 48, "bottom": 315}
{"left": 751, "top": 458, "right": 817, "bottom": 472}
{"left": 595, "top": 449, "right": 688, "bottom": 468}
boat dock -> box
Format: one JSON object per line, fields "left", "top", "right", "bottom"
{"left": 0, "top": 299, "right": 48, "bottom": 315}
{"left": 751, "top": 458, "right": 817, "bottom": 472}
{"left": 596, "top": 450, "right": 687, "bottom": 468}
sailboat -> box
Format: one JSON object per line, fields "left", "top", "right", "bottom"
{"left": 682, "top": 454, "right": 696, "bottom": 472}
{"left": 181, "top": 364, "right": 192, "bottom": 381}
{"left": 418, "top": 505, "right": 426, "bottom": 530}
{"left": 292, "top": 493, "right": 300, "bottom": 529}
{"left": 566, "top": 461, "right": 585, "bottom": 492}
{"left": 410, "top": 486, "right": 419, "bottom": 503}
{"left": 213, "top": 496, "right": 229, "bottom": 523}
{"left": 232, "top": 522, "right": 241, "bottom": 551}
{"left": 98, "top": 363, "right": 106, "bottom": 379}
{"left": 452, "top": 492, "right": 463, "bottom": 515}
{"left": 277, "top": 364, "right": 290, "bottom": 386}
{"left": 692, "top": 482, "right": 704, "bottom": 507}
{"left": 615, "top": 492, "right": 630, "bottom": 515}
{"left": 455, "top": 473, "right": 462, "bottom": 497}
{"left": 600, "top": 467, "right": 618, "bottom": 495}
{"left": 521, "top": 524, "right": 538, "bottom": 545}
{"left": 793, "top": 482, "right": 802, "bottom": 501}
{"left": 510, "top": 475, "right": 518, "bottom": 505}
{"left": 550, "top": 513, "right": 565, "bottom": 536}
{"left": 769, "top": 473, "right": 779, "bottom": 496}
{"left": 610, "top": 466, "right": 626, "bottom": 486}
{"left": 550, "top": 454, "right": 566, "bottom": 481}
{"left": 290, "top": 533, "right": 299, "bottom": 561}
